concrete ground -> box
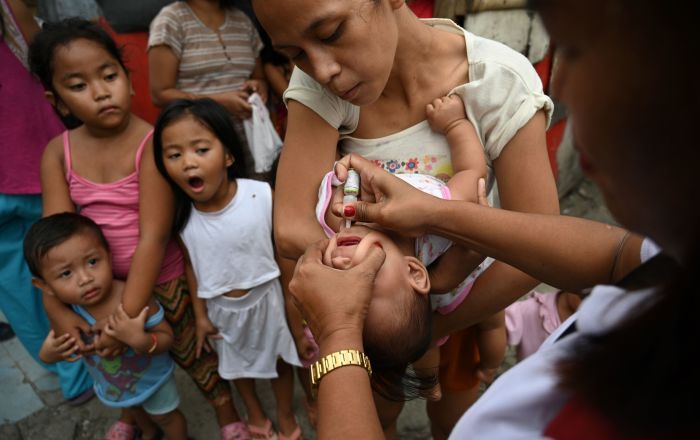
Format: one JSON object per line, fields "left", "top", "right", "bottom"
{"left": 0, "top": 175, "right": 613, "bottom": 439}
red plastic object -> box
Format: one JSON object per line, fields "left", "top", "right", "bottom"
{"left": 533, "top": 47, "right": 565, "bottom": 178}
{"left": 408, "top": 0, "right": 435, "bottom": 18}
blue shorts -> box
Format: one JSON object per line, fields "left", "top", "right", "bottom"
{"left": 141, "top": 374, "right": 180, "bottom": 415}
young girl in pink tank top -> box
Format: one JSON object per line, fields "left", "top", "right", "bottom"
{"left": 29, "top": 18, "right": 248, "bottom": 440}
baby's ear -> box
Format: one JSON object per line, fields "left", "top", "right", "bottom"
{"left": 31, "top": 277, "right": 52, "bottom": 295}
{"left": 405, "top": 256, "right": 430, "bottom": 295}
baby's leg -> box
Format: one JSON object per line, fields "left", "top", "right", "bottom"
{"left": 125, "top": 407, "right": 159, "bottom": 440}
{"left": 148, "top": 409, "right": 188, "bottom": 440}
{"left": 556, "top": 291, "right": 582, "bottom": 322}
{"left": 270, "top": 359, "right": 300, "bottom": 437}
{"left": 412, "top": 346, "right": 442, "bottom": 401}
{"left": 475, "top": 311, "right": 507, "bottom": 383}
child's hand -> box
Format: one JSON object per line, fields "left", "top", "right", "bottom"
{"left": 426, "top": 95, "right": 469, "bottom": 135}
{"left": 476, "top": 364, "right": 499, "bottom": 384}
{"left": 41, "top": 329, "right": 82, "bottom": 362}
{"left": 53, "top": 311, "right": 94, "bottom": 354}
{"left": 295, "top": 326, "right": 320, "bottom": 365}
{"left": 241, "top": 79, "right": 269, "bottom": 104}
{"left": 220, "top": 90, "right": 253, "bottom": 120}
{"left": 195, "top": 316, "right": 221, "bottom": 359}
{"left": 102, "top": 304, "right": 149, "bottom": 353}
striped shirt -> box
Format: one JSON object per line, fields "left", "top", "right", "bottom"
{"left": 148, "top": 2, "right": 263, "bottom": 95}
{"left": 63, "top": 130, "right": 184, "bottom": 283}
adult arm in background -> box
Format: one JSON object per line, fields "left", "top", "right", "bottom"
{"left": 148, "top": 45, "right": 267, "bottom": 119}
{"left": 334, "top": 154, "right": 643, "bottom": 334}
{"left": 288, "top": 240, "right": 386, "bottom": 439}
{"left": 272, "top": 100, "right": 341, "bottom": 258}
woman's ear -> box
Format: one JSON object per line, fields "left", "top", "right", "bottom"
{"left": 388, "top": 0, "right": 405, "bottom": 11}
{"left": 226, "top": 152, "right": 234, "bottom": 168}
{"left": 405, "top": 256, "right": 430, "bottom": 295}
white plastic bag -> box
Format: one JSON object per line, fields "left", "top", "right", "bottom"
{"left": 242, "top": 93, "right": 283, "bottom": 173}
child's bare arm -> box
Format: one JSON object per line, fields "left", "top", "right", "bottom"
{"left": 181, "top": 246, "right": 221, "bottom": 358}
{"left": 426, "top": 95, "right": 487, "bottom": 203}
{"left": 122, "top": 138, "right": 172, "bottom": 319}
{"left": 475, "top": 311, "right": 507, "bottom": 383}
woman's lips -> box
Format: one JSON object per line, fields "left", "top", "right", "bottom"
{"left": 341, "top": 83, "right": 360, "bottom": 101}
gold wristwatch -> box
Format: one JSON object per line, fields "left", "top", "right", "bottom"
{"left": 310, "top": 349, "right": 372, "bottom": 398}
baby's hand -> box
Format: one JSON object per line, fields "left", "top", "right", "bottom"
{"left": 426, "top": 95, "right": 468, "bottom": 135}
{"left": 295, "top": 326, "right": 320, "bottom": 365}
{"left": 103, "top": 304, "right": 149, "bottom": 352}
{"left": 42, "top": 329, "right": 82, "bottom": 362}
{"left": 195, "top": 316, "right": 221, "bottom": 359}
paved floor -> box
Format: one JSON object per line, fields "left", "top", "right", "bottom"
{"left": 0, "top": 177, "right": 613, "bottom": 439}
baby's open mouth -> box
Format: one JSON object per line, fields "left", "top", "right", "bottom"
{"left": 337, "top": 236, "right": 361, "bottom": 247}
{"left": 188, "top": 177, "right": 204, "bottom": 189}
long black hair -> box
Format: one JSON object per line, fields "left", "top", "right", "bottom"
{"left": 153, "top": 98, "right": 247, "bottom": 235}
{"left": 28, "top": 17, "right": 127, "bottom": 95}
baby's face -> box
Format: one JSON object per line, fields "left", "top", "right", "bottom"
{"left": 323, "top": 225, "right": 414, "bottom": 314}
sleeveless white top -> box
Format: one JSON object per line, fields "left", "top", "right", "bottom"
{"left": 180, "top": 179, "right": 280, "bottom": 298}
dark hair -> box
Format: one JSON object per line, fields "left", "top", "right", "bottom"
{"left": 532, "top": 0, "right": 700, "bottom": 435}
{"left": 153, "top": 98, "right": 247, "bottom": 234}
{"left": 28, "top": 17, "right": 127, "bottom": 94}
{"left": 24, "top": 213, "right": 110, "bottom": 279}
{"left": 364, "top": 290, "right": 437, "bottom": 401}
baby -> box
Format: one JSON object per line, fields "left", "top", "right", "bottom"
{"left": 312, "top": 95, "right": 507, "bottom": 398}
{"left": 25, "top": 213, "right": 187, "bottom": 440}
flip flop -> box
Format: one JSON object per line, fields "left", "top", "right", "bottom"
{"left": 247, "top": 419, "right": 277, "bottom": 440}
{"left": 104, "top": 421, "right": 137, "bottom": 440}
{"left": 221, "top": 421, "right": 251, "bottom": 440}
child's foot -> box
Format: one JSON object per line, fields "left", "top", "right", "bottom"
{"left": 221, "top": 421, "right": 251, "bottom": 440}
{"left": 247, "top": 419, "right": 277, "bottom": 440}
{"left": 104, "top": 421, "right": 137, "bottom": 440}
{"left": 277, "top": 414, "right": 301, "bottom": 440}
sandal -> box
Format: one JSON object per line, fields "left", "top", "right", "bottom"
{"left": 221, "top": 421, "right": 251, "bottom": 440}
{"left": 247, "top": 419, "right": 278, "bottom": 440}
{"left": 104, "top": 421, "right": 137, "bottom": 440}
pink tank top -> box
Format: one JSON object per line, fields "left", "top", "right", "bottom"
{"left": 63, "top": 130, "right": 184, "bottom": 283}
